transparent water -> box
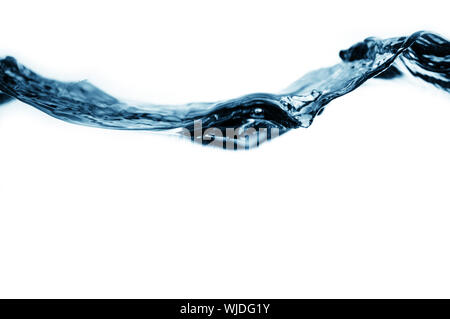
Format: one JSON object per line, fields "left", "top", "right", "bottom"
{"left": 0, "top": 31, "right": 448, "bottom": 149}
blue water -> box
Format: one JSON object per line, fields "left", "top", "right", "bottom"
{"left": 0, "top": 31, "right": 448, "bottom": 149}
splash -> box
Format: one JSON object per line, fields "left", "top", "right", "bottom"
{"left": 0, "top": 31, "right": 448, "bottom": 149}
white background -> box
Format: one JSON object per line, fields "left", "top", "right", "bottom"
{"left": 0, "top": 0, "right": 449, "bottom": 298}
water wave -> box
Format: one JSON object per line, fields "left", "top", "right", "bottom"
{"left": 0, "top": 31, "right": 448, "bottom": 149}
